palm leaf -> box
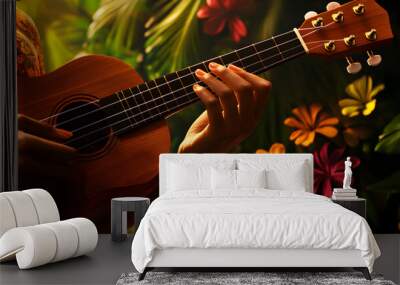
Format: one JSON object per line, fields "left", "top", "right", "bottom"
{"left": 87, "top": 0, "right": 146, "bottom": 53}
{"left": 44, "top": 14, "right": 90, "bottom": 71}
{"left": 144, "top": 0, "right": 203, "bottom": 79}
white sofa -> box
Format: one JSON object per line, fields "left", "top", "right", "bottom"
{"left": 0, "top": 189, "right": 98, "bottom": 269}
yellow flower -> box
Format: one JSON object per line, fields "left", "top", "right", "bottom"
{"left": 339, "top": 76, "right": 384, "bottom": 117}
{"left": 284, "top": 104, "right": 339, "bottom": 147}
{"left": 256, "top": 143, "right": 286, "bottom": 154}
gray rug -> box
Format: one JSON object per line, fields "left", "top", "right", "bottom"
{"left": 116, "top": 272, "right": 396, "bottom": 285}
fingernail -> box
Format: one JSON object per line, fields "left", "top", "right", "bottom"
{"left": 193, "top": 84, "right": 203, "bottom": 91}
{"left": 209, "top": 62, "right": 225, "bottom": 72}
{"left": 195, "top": 69, "right": 206, "bottom": 77}
{"left": 55, "top": 128, "right": 73, "bottom": 139}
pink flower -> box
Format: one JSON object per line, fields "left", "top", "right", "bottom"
{"left": 197, "top": 0, "right": 249, "bottom": 43}
{"left": 313, "top": 143, "right": 360, "bottom": 197}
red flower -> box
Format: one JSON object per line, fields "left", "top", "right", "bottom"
{"left": 313, "top": 143, "right": 360, "bottom": 197}
{"left": 197, "top": 0, "right": 249, "bottom": 43}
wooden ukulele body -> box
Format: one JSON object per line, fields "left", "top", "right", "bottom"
{"left": 18, "top": 55, "right": 171, "bottom": 231}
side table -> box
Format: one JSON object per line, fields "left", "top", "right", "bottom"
{"left": 332, "top": 198, "right": 366, "bottom": 219}
{"left": 111, "top": 197, "right": 150, "bottom": 242}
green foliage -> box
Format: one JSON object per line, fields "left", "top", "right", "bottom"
{"left": 79, "top": 0, "right": 101, "bottom": 15}
{"left": 44, "top": 14, "right": 90, "bottom": 71}
{"left": 144, "top": 0, "right": 203, "bottom": 79}
{"left": 87, "top": 0, "right": 146, "bottom": 55}
{"left": 375, "top": 114, "right": 400, "bottom": 154}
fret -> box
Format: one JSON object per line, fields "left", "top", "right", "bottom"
{"left": 116, "top": 91, "right": 134, "bottom": 126}
{"left": 274, "top": 31, "right": 304, "bottom": 58}
{"left": 127, "top": 87, "right": 145, "bottom": 122}
{"left": 155, "top": 76, "right": 178, "bottom": 110}
{"left": 138, "top": 83, "right": 159, "bottom": 118}
{"left": 130, "top": 86, "right": 150, "bottom": 120}
{"left": 176, "top": 68, "right": 198, "bottom": 99}
{"left": 99, "top": 93, "right": 132, "bottom": 134}
{"left": 220, "top": 51, "right": 242, "bottom": 68}
{"left": 147, "top": 79, "right": 168, "bottom": 114}
{"left": 165, "top": 72, "right": 187, "bottom": 105}
{"left": 234, "top": 50, "right": 244, "bottom": 68}
{"left": 236, "top": 45, "right": 264, "bottom": 73}
{"left": 254, "top": 38, "right": 281, "bottom": 68}
{"left": 252, "top": 43, "right": 266, "bottom": 69}
{"left": 144, "top": 81, "right": 161, "bottom": 115}
{"left": 190, "top": 62, "right": 209, "bottom": 73}
{"left": 254, "top": 32, "right": 304, "bottom": 71}
{"left": 271, "top": 36, "right": 284, "bottom": 60}
{"left": 163, "top": 75, "right": 175, "bottom": 100}
{"left": 121, "top": 89, "right": 138, "bottom": 123}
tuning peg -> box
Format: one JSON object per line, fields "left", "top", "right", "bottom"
{"left": 346, "top": 57, "right": 362, "bottom": 74}
{"left": 304, "top": 11, "right": 318, "bottom": 20}
{"left": 326, "top": 2, "right": 341, "bottom": 11}
{"left": 367, "top": 51, "right": 382, "bottom": 67}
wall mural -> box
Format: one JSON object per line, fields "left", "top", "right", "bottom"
{"left": 16, "top": 0, "right": 399, "bottom": 233}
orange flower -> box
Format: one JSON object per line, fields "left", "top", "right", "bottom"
{"left": 284, "top": 104, "right": 339, "bottom": 147}
{"left": 256, "top": 143, "right": 286, "bottom": 154}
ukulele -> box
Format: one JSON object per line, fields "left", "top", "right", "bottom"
{"left": 18, "top": 0, "right": 393, "bottom": 231}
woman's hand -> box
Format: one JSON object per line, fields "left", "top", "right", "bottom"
{"left": 18, "top": 114, "right": 77, "bottom": 179}
{"left": 178, "top": 63, "right": 271, "bottom": 153}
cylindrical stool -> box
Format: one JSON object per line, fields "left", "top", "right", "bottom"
{"left": 111, "top": 197, "right": 150, "bottom": 242}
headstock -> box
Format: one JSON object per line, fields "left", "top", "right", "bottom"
{"left": 294, "top": 0, "right": 393, "bottom": 74}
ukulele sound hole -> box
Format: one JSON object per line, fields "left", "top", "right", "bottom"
{"left": 55, "top": 101, "right": 111, "bottom": 154}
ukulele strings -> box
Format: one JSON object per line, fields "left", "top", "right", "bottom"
{"left": 68, "top": 28, "right": 330, "bottom": 149}
{"left": 68, "top": 42, "right": 310, "bottom": 145}
{"left": 75, "top": 42, "right": 325, "bottom": 152}
{"left": 64, "top": 22, "right": 334, "bottom": 137}
{"left": 48, "top": 29, "right": 304, "bottom": 128}
{"left": 38, "top": 23, "right": 332, "bottom": 124}
{"left": 70, "top": 42, "right": 306, "bottom": 135}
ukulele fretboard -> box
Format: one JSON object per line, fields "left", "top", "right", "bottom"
{"left": 100, "top": 30, "right": 304, "bottom": 135}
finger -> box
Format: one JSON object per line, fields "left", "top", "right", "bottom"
{"left": 19, "top": 131, "right": 77, "bottom": 162}
{"left": 193, "top": 84, "right": 223, "bottom": 131}
{"left": 227, "top": 64, "right": 272, "bottom": 120}
{"left": 195, "top": 69, "right": 239, "bottom": 125}
{"left": 18, "top": 114, "right": 73, "bottom": 142}
{"left": 208, "top": 62, "right": 254, "bottom": 120}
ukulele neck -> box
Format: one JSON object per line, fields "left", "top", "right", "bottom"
{"left": 100, "top": 30, "right": 305, "bottom": 135}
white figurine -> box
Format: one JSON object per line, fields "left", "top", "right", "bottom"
{"left": 343, "top": 157, "right": 353, "bottom": 189}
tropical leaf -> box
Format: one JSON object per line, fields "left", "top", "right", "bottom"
{"left": 375, "top": 114, "right": 400, "bottom": 154}
{"left": 79, "top": 0, "right": 102, "bottom": 15}
{"left": 44, "top": 14, "right": 90, "bottom": 71}
{"left": 87, "top": 0, "right": 146, "bottom": 54}
{"left": 144, "top": 0, "right": 203, "bottom": 79}
{"left": 256, "top": 0, "right": 283, "bottom": 41}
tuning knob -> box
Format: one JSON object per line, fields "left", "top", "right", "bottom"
{"left": 304, "top": 11, "right": 318, "bottom": 20}
{"left": 346, "top": 57, "right": 362, "bottom": 74}
{"left": 326, "top": 2, "right": 341, "bottom": 11}
{"left": 367, "top": 51, "right": 382, "bottom": 67}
